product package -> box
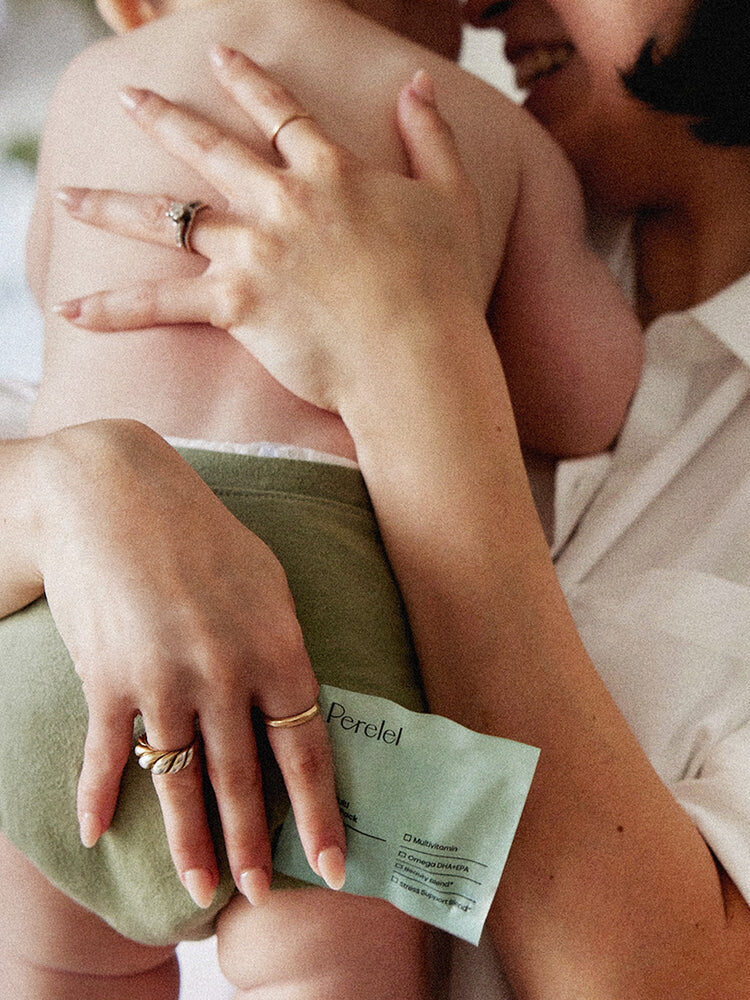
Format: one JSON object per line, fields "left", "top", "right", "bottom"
{"left": 274, "top": 685, "right": 540, "bottom": 944}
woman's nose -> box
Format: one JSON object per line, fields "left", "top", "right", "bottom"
{"left": 462, "top": 0, "right": 514, "bottom": 29}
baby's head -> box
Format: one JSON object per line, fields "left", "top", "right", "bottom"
{"left": 94, "top": 0, "right": 463, "bottom": 59}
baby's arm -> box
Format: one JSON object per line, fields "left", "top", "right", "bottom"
{"left": 489, "top": 123, "right": 643, "bottom": 458}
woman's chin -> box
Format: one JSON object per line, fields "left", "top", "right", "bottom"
{"left": 521, "top": 57, "right": 581, "bottom": 126}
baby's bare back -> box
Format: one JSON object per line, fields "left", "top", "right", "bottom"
{"left": 26, "top": 0, "right": 529, "bottom": 454}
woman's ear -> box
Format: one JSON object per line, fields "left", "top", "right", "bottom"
{"left": 95, "top": 0, "right": 157, "bottom": 34}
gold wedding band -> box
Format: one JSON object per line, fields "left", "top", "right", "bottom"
{"left": 269, "top": 113, "right": 314, "bottom": 152}
{"left": 165, "top": 200, "right": 208, "bottom": 253}
{"left": 134, "top": 734, "right": 198, "bottom": 774}
{"left": 262, "top": 702, "right": 320, "bottom": 729}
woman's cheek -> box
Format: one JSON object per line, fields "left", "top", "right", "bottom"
{"left": 550, "top": 0, "right": 659, "bottom": 68}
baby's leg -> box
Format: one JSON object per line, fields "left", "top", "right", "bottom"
{"left": 217, "top": 887, "right": 443, "bottom": 999}
{"left": 0, "top": 831, "right": 179, "bottom": 999}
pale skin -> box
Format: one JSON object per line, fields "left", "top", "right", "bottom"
{"left": 0, "top": 0, "right": 645, "bottom": 995}
{"left": 25, "top": 6, "right": 750, "bottom": 1000}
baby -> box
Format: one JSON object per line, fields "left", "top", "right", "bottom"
{"left": 0, "top": 0, "right": 642, "bottom": 996}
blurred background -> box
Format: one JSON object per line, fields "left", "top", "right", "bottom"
{"left": 1, "top": 0, "right": 105, "bottom": 380}
{"left": 0, "top": 0, "right": 517, "bottom": 385}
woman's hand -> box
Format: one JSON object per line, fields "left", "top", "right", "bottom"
{"left": 53, "top": 46, "right": 486, "bottom": 419}
{"left": 28, "top": 419, "right": 345, "bottom": 906}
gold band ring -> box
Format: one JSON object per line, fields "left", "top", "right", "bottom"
{"left": 165, "top": 200, "right": 208, "bottom": 253}
{"left": 269, "top": 113, "right": 314, "bottom": 152}
{"left": 262, "top": 702, "right": 320, "bottom": 729}
{"left": 134, "top": 734, "right": 197, "bottom": 774}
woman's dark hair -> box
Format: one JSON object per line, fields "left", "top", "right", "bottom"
{"left": 621, "top": 0, "right": 750, "bottom": 146}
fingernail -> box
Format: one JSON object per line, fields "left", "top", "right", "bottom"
{"left": 317, "top": 846, "right": 346, "bottom": 890}
{"left": 79, "top": 812, "right": 102, "bottom": 848}
{"left": 210, "top": 44, "right": 233, "bottom": 68}
{"left": 118, "top": 86, "right": 148, "bottom": 112}
{"left": 239, "top": 868, "right": 271, "bottom": 907}
{"left": 182, "top": 868, "right": 216, "bottom": 909}
{"left": 410, "top": 70, "right": 436, "bottom": 107}
{"left": 51, "top": 298, "right": 81, "bottom": 320}
{"left": 55, "top": 187, "right": 85, "bottom": 212}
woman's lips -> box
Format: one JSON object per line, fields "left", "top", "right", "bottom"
{"left": 505, "top": 42, "right": 575, "bottom": 90}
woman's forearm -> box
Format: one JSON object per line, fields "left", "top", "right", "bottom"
{"left": 0, "top": 436, "right": 47, "bottom": 618}
{"left": 344, "top": 318, "right": 749, "bottom": 999}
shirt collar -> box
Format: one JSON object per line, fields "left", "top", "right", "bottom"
{"left": 591, "top": 211, "right": 750, "bottom": 370}
{"left": 687, "top": 272, "right": 750, "bottom": 369}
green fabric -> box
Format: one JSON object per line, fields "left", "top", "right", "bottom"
{"left": 0, "top": 448, "right": 424, "bottom": 945}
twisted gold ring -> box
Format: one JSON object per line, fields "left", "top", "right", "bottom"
{"left": 134, "top": 734, "right": 198, "bottom": 774}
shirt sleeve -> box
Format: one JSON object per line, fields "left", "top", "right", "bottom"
{"left": 670, "top": 724, "right": 750, "bottom": 906}
{"left": 565, "top": 568, "right": 750, "bottom": 907}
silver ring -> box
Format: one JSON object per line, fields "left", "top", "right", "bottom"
{"left": 134, "top": 734, "right": 197, "bottom": 774}
{"left": 165, "top": 200, "right": 208, "bottom": 253}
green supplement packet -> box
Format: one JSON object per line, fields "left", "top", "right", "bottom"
{"left": 273, "top": 685, "right": 540, "bottom": 944}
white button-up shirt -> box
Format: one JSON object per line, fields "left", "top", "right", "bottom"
{"left": 557, "top": 273, "right": 750, "bottom": 890}
{"left": 452, "top": 270, "right": 750, "bottom": 999}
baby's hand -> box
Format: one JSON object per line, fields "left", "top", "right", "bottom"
{"left": 32, "top": 418, "right": 346, "bottom": 907}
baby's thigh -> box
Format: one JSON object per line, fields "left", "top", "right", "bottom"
{"left": 217, "top": 886, "right": 443, "bottom": 999}
{"left": 0, "top": 830, "right": 177, "bottom": 996}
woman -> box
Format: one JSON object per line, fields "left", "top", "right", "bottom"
{"left": 6, "top": 1, "right": 750, "bottom": 999}
{"left": 0, "top": 0, "right": 642, "bottom": 994}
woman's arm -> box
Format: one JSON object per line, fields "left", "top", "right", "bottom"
{"left": 0, "top": 420, "right": 347, "bottom": 902}
{"left": 347, "top": 317, "right": 750, "bottom": 999}
{"left": 295, "top": 95, "right": 750, "bottom": 998}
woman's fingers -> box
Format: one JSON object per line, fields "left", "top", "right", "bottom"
{"left": 56, "top": 188, "right": 220, "bottom": 258}
{"left": 397, "top": 73, "right": 484, "bottom": 298}
{"left": 142, "top": 710, "right": 220, "bottom": 909}
{"left": 199, "top": 702, "right": 274, "bottom": 907}
{"left": 118, "top": 86, "right": 278, "bottom": 201}
{"left": 53, "top": 276, "right": 219, "bottom": 331}
{"left": 76, "top": 693, "right": 136, "bottom": 847}
{"left": 266, "top": 714, "right": 347, "bottom": 890}
{"left": 397, "top": 72, "right": 471, "bottom": 198}
{"left": 209, "top": 46, "right": 337, "bottom": 169}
